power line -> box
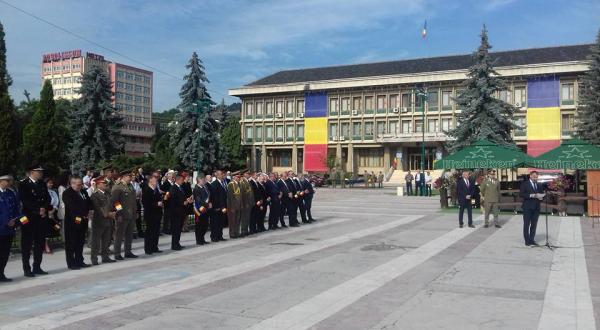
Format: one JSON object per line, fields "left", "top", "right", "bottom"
{"left": 0, "top": 0, "right": 229, "bottom": 99}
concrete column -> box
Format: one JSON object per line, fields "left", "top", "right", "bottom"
{"left": 292, "top": 145, "right": 298, "bottom": 173}
{"left": 250, "top": 147, "right": 257, "bottom": 171}
{"left": 383, "top": 145, "right": 391, "bottom": 170}
{"left": 348, "top": 143, "right": 355, "bottom": 174}
{"left": 336, "top": 144, "right": 342, "bottom": 169}
{"left": 261, "top": 145, "right": 267, "bottom": 172}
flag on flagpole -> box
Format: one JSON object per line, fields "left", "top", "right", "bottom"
{"left": 422, "top": 20, "right": 427, "bottom": 38}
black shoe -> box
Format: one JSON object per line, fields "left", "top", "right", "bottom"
{"left": 220, "top": 238, "right": 227, "bottom": 241}
{"left": 24, "top": 271, "right": 35, "bottom": 277}
{"left": 0, "top": 275, "right": 13, "bottom": 282}
{"left": 459, "top": 224, "right": 464, "bottom": 228}
{"left": 171, "top": 246, "right": 183, "bottom": 251}
{"left": 211, "top": 239, "right": 220, "bottom": 243}
{"left": 33, "top": 268, "right": 48, "bottom": 275}
{"left": 68, "top": 266, "right": 81, "bottom": 270}
{"left": 92, "top": 260, "right": 99, "bottom": 266}
{"left": 302, "top": 221, "right": 310, "bottom": 224}
{"left": 115, "top": 255, "right": 124, "bottom": 261}
{"left": 525, "top": 242, "right": 532, "bottom": 246}
{"left": 125, "top": 253, "right": 138, "bottom": 259}
{"left": 79, "top": 263, "right": 91, "bottom": 268}
{"left": 196, "top": 241, "right": 206, "bottom": 245}
{"left": 531, "top": 241, "right": 539, "bottom": 246}
{"left": 495, "top": 224, "right": 502, "bottom": 228}
{"left": 484, "top": 224, "right": 489, "bottom": 228}
{"left": 145, "top": 251, "right": 153, "bottom": 255}
{"left": 102, "top": 258, "right": 116, "bottom": 263}
{"left": 154, "top": 249, "right": 163, "bottom": 253}
{"left": 468, "top": 224, "right": 475, "bottom": 228}
{"left": 281, "top": 225, "right": 288, "bottom": 228}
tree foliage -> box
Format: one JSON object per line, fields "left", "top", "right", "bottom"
{"left": 219, "top": 116, "right": 246, "bottom": 170}
{"left": 68, "top": 65, "right": 124, "bottom": 175}
{"left": 22, "top": 80, "right": 67, "bottom": 177}
{"left": 446, "top": 25, "right": 518, "bottom": 152}
{"left": 576, "top": 29, "right": 600, "bottom": 145}
{"left": 0, "top": 21, "right": 18, "bottom": 175}
{"left": 179, "top": 52, "right": 211, "bottom": 109}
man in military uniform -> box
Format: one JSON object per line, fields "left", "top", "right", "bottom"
{"left": 480, "top": 170, "right": 502, "bottom": 228}
{"left": 227, "top": 173, "right": 242, "bottom": 238}
{"left": 1, "top": 175, "right": 20, "bottom": 282}
{"left": 19, "top": 165, "right": 51, "bottom": 277}
{"left": 90, "top": 176, "right": 116, "bottom": 265}
{"left": 266, "top": 173, "right": 281, "bottom": 230}
{"left": 111, "top": 171, "right": 138, "bottom": 260}
{"left": 102, "top": 165, "right": 115, "bottom": 192}
{"left": 142, "top": 174, "right": 163, "bottom": 254}
{"left": 209, "top": 170, "right": 227, "bottom": 242}
{"left": 239, "top": 172, "right": 254, "bottom": 237}
{"left": 192, "top": 175, "right": 210, "bottom": 245}
{"left": 168, "top": 173, "right": 191, "bottom": 250}
{"left": 62, "top": 176, "right": 92, "bottom": 270}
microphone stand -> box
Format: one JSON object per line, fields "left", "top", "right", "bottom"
{"left": 542, "top": 191, "right": 559, "bottom": 250}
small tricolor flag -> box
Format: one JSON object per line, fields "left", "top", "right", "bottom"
{"left": 19, "top": 216, "right": 29, "bottom": 225}
{"left": 75, "top": 216, "right": 82, "bottom": 224}
{"left": 422, "top": 20, "right": 427, "bottom": 38}
{"left": 114, "top": 202, "right": 123, "bottom": 211}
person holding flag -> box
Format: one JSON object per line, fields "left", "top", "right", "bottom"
{"left": 0, "top": 175, "right": 20, "bottom": 282}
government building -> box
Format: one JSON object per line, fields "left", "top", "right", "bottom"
{"left": 228, "top": 44, "right": 592, "bottom": 177}
{"left": 41, "top": 49, "right": 154, "bottom": 156}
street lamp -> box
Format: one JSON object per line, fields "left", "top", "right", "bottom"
{"left": 416, "top": 84, "right": 428, "bottom": 196}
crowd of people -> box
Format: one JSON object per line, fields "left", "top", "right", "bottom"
{"left": 0, "top": 165, "right": 317, "bottom": 282}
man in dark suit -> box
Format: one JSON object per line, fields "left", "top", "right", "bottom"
{"left": 519, "top": 171, "right": 544, "bottom": 246}
{"left": 62, "top": 176, "right": 92, "bottom": 270}
{"left": 278, "top": 172, "right": 295, "bottom": 227}
{"left": 299, "top": 173, "right": 315, "bottom": 222}
{"left": 168, "top": 173, "right": 191, "bottom": 250}
{"left": 248, "top": 173, "right": 262, "bottom": 234}
{"left": 160, "top": 170, "right": 175, "bottom": 234}
{"left": 193, "top": 175, "right": 211, "bottom": 245}
{"left": 284, "top": 172, "right": 301, "bottom": 227}
{"left": 257, "top": 174, "right": 269, "bottom": 232}
{"left": 456, "top": 170, "right": 476, "bottom": 228}
{"left": 266, "top": 173, "right": 282, "bottom": 230}
{"left": 291, "top": 172, "right": 309, "bottom": 224}
{"left": 142, "top": 175, "right": 163, "bottom": 254}
{"left": 209, "top": 170, "right": 228, "bottom": 242}
{"left": 19, "top": 165, "right": 51, "bottom": 277}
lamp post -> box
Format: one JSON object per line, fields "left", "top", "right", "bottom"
{"left": 416, "top": 85, "right": 428, "bottom": 196}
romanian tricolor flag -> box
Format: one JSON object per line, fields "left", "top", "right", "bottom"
{"left": 19, "top": 216, "right": 29, "bottom": 225}
{"left": 75, "top": 216, "right": 82, "bottom": 224}
{"left": 422, "top": 20, "right": 427, "bottom": 38}
{"left": 114, "top": 202, "right": 123, "bottom": 211}
{"left": 199, "top": 206, "right": 207, "bottom": 214}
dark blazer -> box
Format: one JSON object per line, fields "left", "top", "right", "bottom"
{"left": 210, "top": 179, "right": 228, "bottom": 210}
{"left": 277, "top": 179, "right": 291, "bottom": 200}
{"left": 285, "top": 178, "right": 297, "bottom": 194}
{"left": 62, "top": 187, "right": 91, "bottom": 226}
{"left": 193, "top": 184, "right": 211, "bottom": 209}
{"left": 265, "top": 180, "right": 281, "bottom": 201}
{"left": 142, "top": 184, "right": 163, "bottom": 218}
{"left": 456, "top": 177, "right": 475, "bottom": 207}
{"left": 161, "top": 180, "right": 173, "bottom": 207}
{"left": 301, "top": 178, "right": 314, "bottom": 200}
{"left": 250, "top": 180, "right": 266, "bottom": 207}
{"left": 19, "top": 178, "right": 51, "bottom": 219}
{"left": 520, "top": 179, "right": 544, "bottom": 211}
{"left": 168, "top": 184, "right": 187, "bottom": 219}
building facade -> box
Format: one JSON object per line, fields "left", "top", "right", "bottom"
{"left": 229, "top": 44, "right": 591, "bottom": 175}
{"left": 41, "top": 49, "right": 154, "bottom": 156}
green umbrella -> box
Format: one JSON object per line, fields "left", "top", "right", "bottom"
{"left": 434, "top": 139, "right": 533, "bottom": 169}
{"left": 532, "top": 138, "right": 600, "bottom": 169}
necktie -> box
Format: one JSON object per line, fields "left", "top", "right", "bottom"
{"left": 465, "top": 179, "right": 469, "bottom": 188}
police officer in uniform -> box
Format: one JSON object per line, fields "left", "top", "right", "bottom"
{"left": 62, "top": 176, "right": 92, "bottom": 270}
{"left": 0, "top": 175, "right": 20, "bottom": 282}
{"left": 19, "top": 165, "right": 51, "bottom": 277}
{"left": 90, "top": 176, "right": 116, "bottom": 265}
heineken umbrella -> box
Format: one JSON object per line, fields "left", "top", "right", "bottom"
{"left": 434, "top": 139, "right": 533, "bottom": 169}
{"left": 532, "top": 138, "right": 600, "bottom": 169}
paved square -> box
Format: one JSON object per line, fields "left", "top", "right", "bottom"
{"left": 0, "top": 188, "right": 597, "bottom": 329}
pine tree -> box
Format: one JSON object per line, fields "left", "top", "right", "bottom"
{"left": 216, "top": 98, "right": 229, "bottom": 130}
{"left": 0, "top": 21, "right": 18, "bottom": 175}
{"left": 576, "top": 30, "right": 600, "bottom": 144}
{"left": 171, "top": 52, "right": 219, "bottom": 172}
{"left": 446, "top": 25, "right": 518, "bottom": 151}
{"left": 22, "top": 80, "right": 67, "bottom": 177}
{"left": 69, "top": 65, "right": 124, "bottom": 175}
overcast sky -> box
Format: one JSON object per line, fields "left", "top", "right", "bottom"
{"left": 1, "top": 0, "right": 599, "bottom": 112}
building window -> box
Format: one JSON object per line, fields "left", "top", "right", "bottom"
{"left": 135, "top": 85, "right": 142, "bottom": 93}
{"left": 296, "top": 124, "right": 304, "bottom": 141}
{"left": 297, "top": 100, "right": 304, "bottom": 115}
{"left": 255, "top": 102, "right": 263, "bottom": 118}
{"left": 365, "top": 96, "right": 374, "bottom": 114}
{"left": 427, "top": 119, "right": 439, "bottom": 132}
{"left": 441, "top": 91, "right": 452, "bottom": 110}
{"left": 388, "top": 121, "right": 398, "bottom": 135}
{"left": 255, "top": 126, "right": 263, "bottom": 142}
{"left": 276, "top": 101, "right": 284, "bottom": 116}
{"left": 389, "top": 94, "right": 399, "bottom": 110}
{"left": 441, "top": 118, "right": 452, "bottom": 132}
{"left": 341, "top": 123, "right": 350, "bottom": 140}
{"left": 401, "top": 93, "right": 412, "bottom": 110}
{"left": 514, "top": 86, "right": 526, "bottom": 107}
{"left": 561, "top": 114, "right": 575, "bottom": 135}
{"left": 427, "top": 90, "right": 439, "bottom": 112}
{"left": 341, "top": 97, "right": 350, "bottom": 115}
{"left": 415, "top": 120, "right": 423, "bottom": 133}
{"left": 329, "top": 123, "right": 338, "bottom": 141}
{"left": 402, "top": 120, "right": 412, "bottom": 134}
{"left": 273, "top": 150, "right": 291, "bottom": 167}
{"left": 126, "top": 73, "right": 134, "bottom": 80}
{"left": 376, "top": 121, "right": 386, "bottom": 136}
{"left": 266, "top": 102, "right": 273, "bottom": 116}
{"left": 352, "top": 122, "right": 362, "bottom": 140}
{"left": 286, "top": 100, "right": 294, "bottom": 117}
{"left": 514, "top": 117, "right": 526, "bottom": 136}
{"left": 498, "top": 89, "right": 512, "bottom": 103}
{"left": 376, "top": 95, "right": 386, "bottom": 113}
{"left": 265, "top": 126, "right": 273, "bottom": 142}
{"left": 561, "top": 83, "right": 575, "bottom": 105}
{"left": 275, "top": 125, "right": 284, "bottom": 141}
{"left": 285, "top": 125, "right": 294, "bottom": 141}
{"left": 364, "top": 122, "right": 374, "bottom": 139}
{"left": 330, "top": 98, "right": 339, "bottom": 116}
{"left": 245, "top": 126, "right": 253, "bottom": 142}
{"left": 358, "top": 148, "right": 383, "bottom": 167}
{"left": 245, "top": 103, "right": 253, "bottom": 118}
{"left": 352, "top": 97, "right": 362, "bottom": 112}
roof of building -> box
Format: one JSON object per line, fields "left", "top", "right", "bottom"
{"left": 246, "top": 44, "right": 593, "bottom": 87}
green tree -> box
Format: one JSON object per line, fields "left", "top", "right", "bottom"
{"left": 179, "top": 52, "right": 211, "bottom": 109}
{"left": 69, "top": 65, "right": 124, "bottom": 175}
{"left": 576, "top": 29, "right": 600, "bottom": 144}
{"left": 0, "top": 21, "right": 18, "bottom": 175}
{"left": 219, "top": 116, "right": 245, "bottom": 170}
{"left": 22, "top": 80, "right": 67, "bottom": 177}
{"left": 446, "top": 25, "right": 518, "bottom": 151}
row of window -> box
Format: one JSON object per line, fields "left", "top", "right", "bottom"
{"left": 243, "top": 82, "right": 578, "bottom": 120}
{"left": 122, "top": 115, "right": 151, "bottom": 124}
{"left": 116, "top": 81, "right": 151, "bottom": 94}
{"left": 116, "top": 70, "right": 152, "bottom": 84}
{"left": 115, "top": 92, "right": 151, "bottom": 104}
{"left": 43, "top": 64, "right": 82, "bottom": 73}
{"left": 115, "top": 103, "right": 151, "bottom": 114}
{"left": 48, "top": 77, "right": 82, "bottom": 85}
{"left": 244, "top": 124, "right": 305, "bottom": 142}
{"left": 269, "top": 148, "right": 384, "bottom": 168}
{"left": 123, "top": 124, "right": 154, "bottom": 132}
{"left": 54, "top": 88, "right": 78, "bottom": 96}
